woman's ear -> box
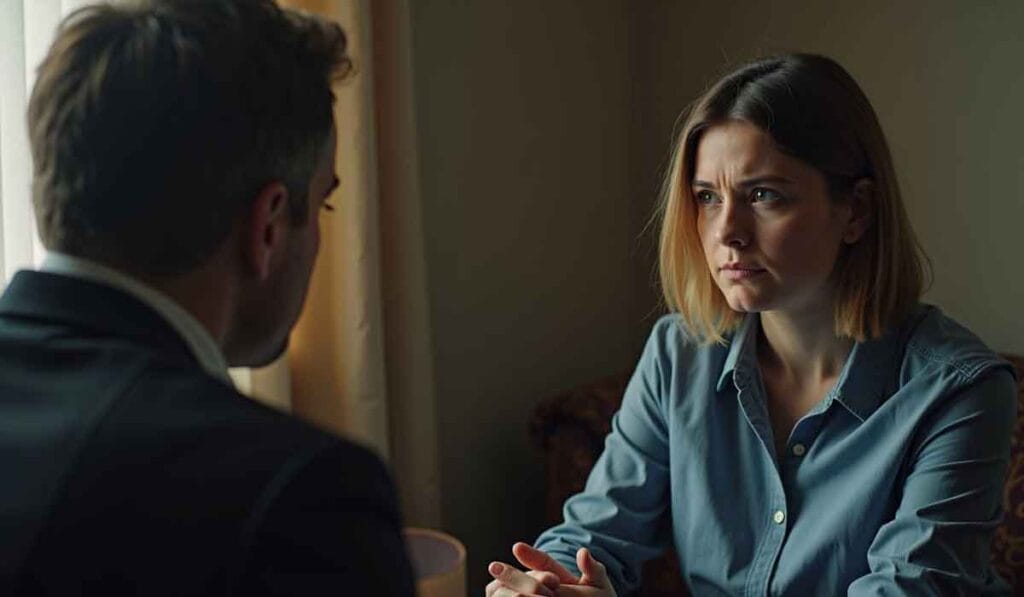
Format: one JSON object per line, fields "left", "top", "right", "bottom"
{"left": 843, "top": 178, "right": 874, "bottom": 244}
{"left": 244, "top": 182, "right": 290, "bottom": 281}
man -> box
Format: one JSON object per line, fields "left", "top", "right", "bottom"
{"left": 0, "top": 0, "right": 414, "bottom": 594}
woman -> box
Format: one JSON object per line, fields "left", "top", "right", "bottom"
{"left": 486, "top": 54, "right": 1017, "bottom": 596}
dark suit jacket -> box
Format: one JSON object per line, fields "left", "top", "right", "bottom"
{"left": 0, "top": 271, "right": 415, "bottom": 596}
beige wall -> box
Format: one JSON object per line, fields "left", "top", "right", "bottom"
{"left": 401, "top": 0, "right": 1024, "bottom": 590}
{"left": 406, "top": 0, "right": 648, "bottom": 588}
{"left": 637, "top": 0, "right": 1024, "bottom": 355}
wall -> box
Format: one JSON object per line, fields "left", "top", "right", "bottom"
{"left": 637, "top": 0, "right": 1024, "bottom": 355}
{"left": 406, "top": 0, "right": 650, "bottom": 589}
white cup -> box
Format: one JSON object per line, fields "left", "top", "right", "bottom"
{"left": 404, "top": 527, "right": 467, "bottom": 597}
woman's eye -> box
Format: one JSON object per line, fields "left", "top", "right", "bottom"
{"left": 695, "top": 190, "right": 718, "bottom": 205}
{"left": 751, "top": 187, "right": 783, "bottom": 203}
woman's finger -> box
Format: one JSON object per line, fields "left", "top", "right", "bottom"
{"left": 485, "top": 578, "right": 501, "bottom": 597}
{"left": 513, "top": 542, "right": 580, "bottom": 584}
{"left": 488, "top": 580, "right": 533, "bottom": 597}
{"left": 527, "top": 569, "right": 562, "bottom": 590}
{"left": 576, "top": 548, "right": 611, "bottom": 589}
{"left": 489, "top": 561, "right": 555, "bottom": 597}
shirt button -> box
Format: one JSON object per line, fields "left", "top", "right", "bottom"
{"left": 773, "top": 510, "right": 786, "bottom": 525}
{"left": 792, "top": 443, "right": 806, "bottom": 457}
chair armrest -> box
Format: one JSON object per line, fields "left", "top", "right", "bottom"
{"left": 993, "top": 353, "right": 1024, "bottom": 586}
{"left": 529, "top": 373, "right": 630, "bottom": 523}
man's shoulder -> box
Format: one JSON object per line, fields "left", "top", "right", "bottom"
{"left": 116, "top": 361, "right": 376, "bottom": 472}
{"left": 0, "top": 344, "right": 404, "bottom": 593}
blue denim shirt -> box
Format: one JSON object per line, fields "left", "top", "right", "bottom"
{"left": 535, "top": 306, "right": 1017, "bottom": 596}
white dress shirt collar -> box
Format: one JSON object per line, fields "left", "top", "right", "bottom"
{"left": 40, "top": 252, "right": 233, "bottom": 386}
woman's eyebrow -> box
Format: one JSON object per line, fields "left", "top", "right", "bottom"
{"left": 738, "top": 175, "right": 795, "bottom": 188}
{"left": 691, "top": 175, "right": 795, "bottom": 189}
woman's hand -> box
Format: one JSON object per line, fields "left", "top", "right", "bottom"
{"left": 485, "top": 543, "right": 617, "bottom": 597}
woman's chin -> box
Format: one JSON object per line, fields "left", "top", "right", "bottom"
{"left": 723, "top": 292, "right": 767, "bottom": 314}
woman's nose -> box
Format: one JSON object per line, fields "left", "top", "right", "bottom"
{"left": 716, "top": 200, "right": 750, "bottom": 248}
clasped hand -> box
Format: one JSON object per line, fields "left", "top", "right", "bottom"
{"left": 485, "top": 542, "right": 617, "bottom": 597}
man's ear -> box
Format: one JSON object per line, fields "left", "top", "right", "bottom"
{"left": 244, "top": 182, "right": 290, "bottom": 281}
{"left": 843, "top": 178, "right": 874, "bottom": 244}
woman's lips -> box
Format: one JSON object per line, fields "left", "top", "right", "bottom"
{"left": 720, "top": 265, "right": 765, "bottom": 281}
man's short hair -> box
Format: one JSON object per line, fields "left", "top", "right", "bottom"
{"left": 28, "top": 0, "right": 352, "bottom": 275}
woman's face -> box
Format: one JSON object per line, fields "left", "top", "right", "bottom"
{"left": 693, "top": 120, "right": 860, "bottom": 317}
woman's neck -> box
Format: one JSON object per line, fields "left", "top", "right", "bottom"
{"left": 757, "top": 305, "right": 853, "bottom": 386}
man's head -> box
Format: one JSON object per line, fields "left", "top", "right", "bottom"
{"left": 28, "top": 0, "right": 350, "bottom": 365}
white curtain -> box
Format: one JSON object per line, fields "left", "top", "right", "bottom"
{"left": 0, "top": 0, "right": 85, "bottom": 281}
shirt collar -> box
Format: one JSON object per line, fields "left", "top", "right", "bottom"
{"left": 715, "top": 311, "right": 912, "bottom": 422}
{"left": 716, "top": 314, "right": 760, "bottom": 393}
{"left": 40, "top": 252, "right": 233, "bottom": 386}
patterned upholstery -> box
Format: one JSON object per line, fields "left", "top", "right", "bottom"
{"left": 530, "top": 354, "right": 1024, "bottom": 595}
{"left": 992, "top": 354, "right": 1024, "bottom": 586}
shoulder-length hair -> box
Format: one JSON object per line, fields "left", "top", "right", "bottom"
{"left": 658, "top": 53, "right": 928, "bottom": 344}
